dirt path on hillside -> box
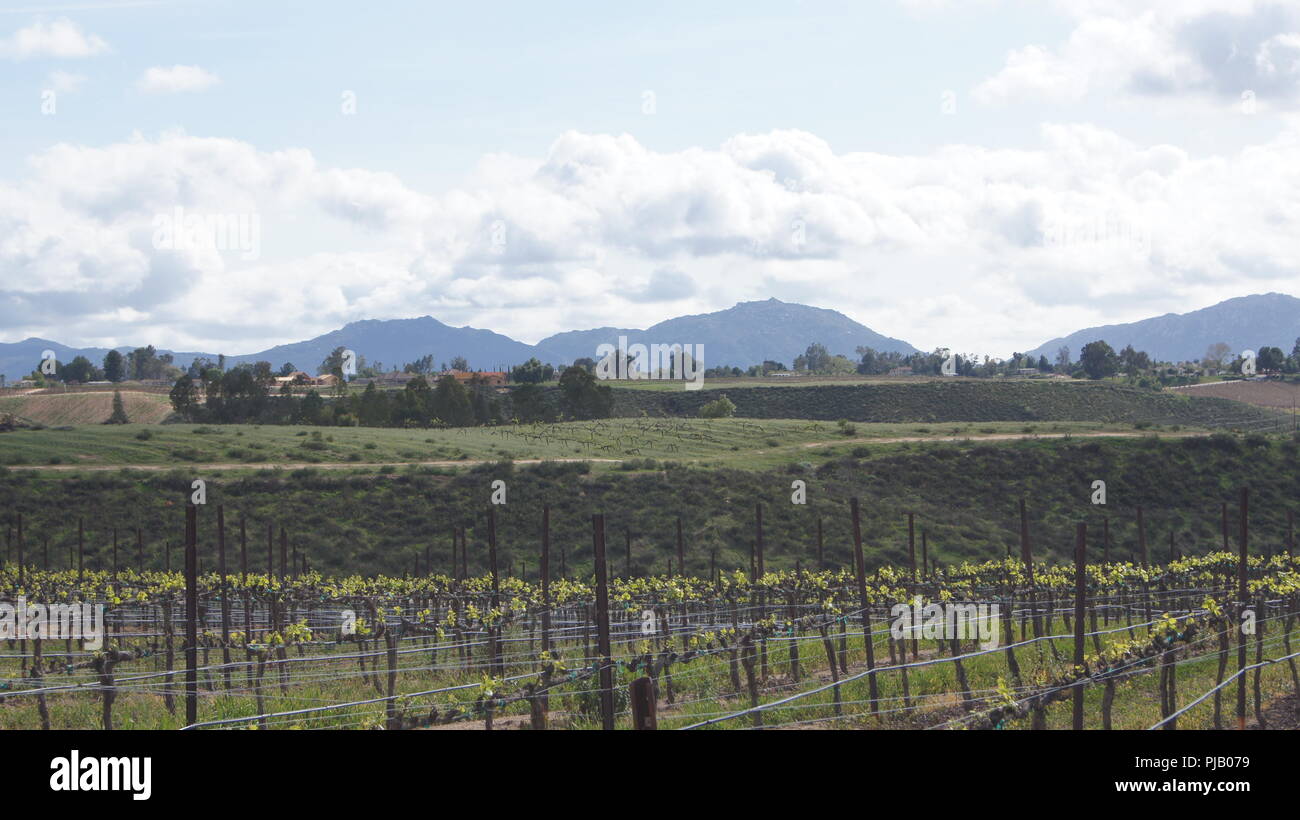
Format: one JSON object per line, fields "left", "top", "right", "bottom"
{"left": 6, "top": 429, "right": 1207, "bottom": 473}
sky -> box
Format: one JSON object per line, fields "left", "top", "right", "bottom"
{"left": 2, "top": 0, "right": 1299, "bottom": 360}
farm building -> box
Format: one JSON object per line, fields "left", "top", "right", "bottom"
{"left": 442, "top": 370, "right": 508, "bottom": 387}
{"left": 275, "top": 371, "right": 339, "bottom": 388}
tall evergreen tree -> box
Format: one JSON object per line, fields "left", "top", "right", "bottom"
{"left": 107, "top": 390, "right": 129, "bottom": 424}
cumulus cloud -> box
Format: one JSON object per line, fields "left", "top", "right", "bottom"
{"left": 0, "top": 17, "right": 108, "bottom": 59}
{"left": 137, "top": 65, "right": 220, "bottom": 94}
{"left": 3, "top": 125, "right": 1300, "bottom": 356}
{"left": 974, "top": 1, "right": 1300, "bottom": 108}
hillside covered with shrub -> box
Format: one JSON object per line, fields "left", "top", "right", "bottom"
{"left": 608, "top": 379, "right": 1277, "bottom": 428}
{"left": 2, "top": 434, "right": 1294, "bottom": 577}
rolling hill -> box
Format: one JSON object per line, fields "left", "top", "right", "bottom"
{"left": 0, "top": 390, "right": 173, "bottom": 426}
{"left": 536, "top": 298, "right": 917, "bottom": 367}
{"left": 1025, "top": 292, "right": 1300, "bottom": 363}
{"left": 1, "top": 298, "right": 917, "bottom": 379}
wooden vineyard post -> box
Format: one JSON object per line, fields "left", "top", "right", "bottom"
{"left": 460, "top": 527, "right": 468, "bottom": 580}
{"left": 788, "top": 562, "right": 801, "bottom": 681}
{"left": 1237, "top": 488, "right": 1248, "bottom": 731}
{"left": 741, "top": 635, "right": 762, "bottom": 728}
{"left": 630, "top": 676, "right": 657, "bottom": 729}
{"left": 185, "top": 503, "right": 198, "bottom": 726}
{"left": 625, "top": 526, "right": 632, "bottom": 577}
{"left": 217, "top": 506, "right": 232, "bottom": 690}
{"left": 1073, "top": 522, "right": 1086, "bottom": 730}
{"left": 15, "top": 513, "right": 23, "bottom": 590}
{"left": 265, "top": 524, "right": 274, "bottom": 644}
{"left": 907, "top": 512, "right": 916, "bottom": 581}
{"left": 907, "top": 514, "right": 918, "bottom": 659}
{"left": 1222, "top": 503, "right": 1229, "bottom": 553}
{"left": 1137, "top": 505, "right": 1148, "bottom": 567}
{"left": 816, "top": 518, "right": 823, "bottom": 568}
{"left": 488, "top": 507, "right": 502, "bottom": 677}
{"left": 240, "top": 517, "right": 252, "bottom": 687}
{"left": 676, "top": 516, "right": 685, "bottom": 577}
{"left": 15, "top": 517, "right": 25, "bottom": 682}
{"left": 850, "top": 497, "right": 879, "bottom": 716}
{"left": 1288, "top": 510, "right": 1294, "bottom": 557}
{"left": 384, "top": 627, "right": 398, "bottom": 729}
{"left": 541, "top": 505, "right": 551, "bottom": 654}
{"left": 754, "top": 502, "right": 768, "bottom": 680}
{"left": 1135, "top": 506, "right": 1153, "bottom": 637}
{"left": 592, "top": 514, "right": 615, "bottom": 730}
{"left": 1019, "top": 500, "right": 1040, "bottom": 639}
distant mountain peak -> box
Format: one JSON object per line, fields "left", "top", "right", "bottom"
{"left": 537, "top": 299, "right": 916, "bottom": 367}
{"left": 1025, "top": 292, "right": 1300, "bottom": 362}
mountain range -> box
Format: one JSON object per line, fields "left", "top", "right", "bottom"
{"left": 2, "top": 293, "right": 1297, "bottom": 382}
{"left": 1024, "top": 293, "right": 1300, "bottom": 363}
{"left": 0, "top": 298, "right": 917, "bottom": 380}
{"left": 533, "top": 299, "right": 917, "bottom": 367}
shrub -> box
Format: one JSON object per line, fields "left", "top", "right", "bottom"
{"left": 699, "top": 395, "right": 736, "bottom": 419}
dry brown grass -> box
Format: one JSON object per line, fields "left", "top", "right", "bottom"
{"left": 1170, "top": 379, "right": 1300, "bottom": 410}
{"left": 0, "top": 390, "right": 172, "bottom": 425}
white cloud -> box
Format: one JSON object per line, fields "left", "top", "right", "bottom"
{"left": 136, "top": 64, "right": 220, "bottom": 94}
{"left": 3, "top": 124, "right": 1300, "bottom": 356}
{"left": 974, "top": 1, "right": 1300, "bottom": 108}
{"left": 0, "top": 16, "right": 109, "bottom": 59}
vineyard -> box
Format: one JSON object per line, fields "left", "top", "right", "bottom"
{"left": 0, "top": 390, "right": 173, "bottom": 427}
{"left": 608, "top": 379, "right": 1284, "bottom": 430}
{"left": 2, "top": 494, "right": 1298, "bottom": 731}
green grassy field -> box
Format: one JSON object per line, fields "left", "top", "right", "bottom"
{"left": 0, "top": 417, "right": 1186, "bottom": 472}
